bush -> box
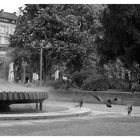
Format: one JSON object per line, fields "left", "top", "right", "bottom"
{"left": 132, "top": 84, "right": 140, "bottom": 92}
{"left": 54, "top": 79, "right": 64, "bottom": 89}
{"left": 82, "top": 74, "right": 109, "bottom": 91}
{"left": 72, "top": 70, "right": 90, "bottom": 88}
{"left": 82, "top": 74, "right": 130, "bottom": 91}
{"left": 54, "top": 79, "right": 72, "bottom": 89}
{"left": 53, "top": 69, "right": 130, "bottom": 91}
{"left": 108, "top": 78, "right": 129, "bottom": 91}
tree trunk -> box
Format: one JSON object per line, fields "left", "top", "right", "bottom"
{"left": 43, "top": 55, "right": 52, "bottom": 81}
{"left": 43, "top": 55, "right": 47, "bottom": 82}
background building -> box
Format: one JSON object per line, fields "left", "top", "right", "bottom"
{"left": 0, "top": 9, "right": 18, "bottom": 80}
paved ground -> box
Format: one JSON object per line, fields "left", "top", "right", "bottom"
{"left": 0, "top": 101, "right": 140, "bottom": 136}
{"left": 10, "top": 102, "right": 68, "bottom": 113}
{"left": 1, "top": 80, "right": 140, "bottom": 135}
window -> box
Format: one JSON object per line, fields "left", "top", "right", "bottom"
{"left": 0, "top": 36, "right": 9, "bottom": 44}
{"left": 4, "top": 26, "right": 9, "bottom": 34}
{"left": 0, "top": 26, "right": 9, "bottom": 34}
{"left": 9, "top": 27, "right": 15, "bottom": 34}
{"left": 3, "top": 19, "right": 9, "bottom": 22}
{"left": 0, "top": 26, "right": 5, "bottom": 33}
{"left": 12, "top": 28, "right": 15, "bottom": 34}
{"left": 0, "top": 18, "right": 10, "bottom": 23}
{"left": 11, "top": 27, "right": 15, "bottom": 34}
{"left": 4, "top": 37, "right": 9, "bottom": 44}
{"left": 12, "top": 20, "right": 16, "bottom": 24}
{"left": 0, "top": 36, "right": 5, "bottom": 44}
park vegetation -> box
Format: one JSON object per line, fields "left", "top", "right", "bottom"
{"left": 9, "top": 4, "right": 140, "bottom": 91}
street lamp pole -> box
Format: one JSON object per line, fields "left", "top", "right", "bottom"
{"left": 39, "top": 47, "right": 43, "bottom": 86}
{"left": 32, "top": 40, "right": 51, "bottom": 86}
{"left": 23, "top": 64, "right": 26, "bottom": 83}
{"left": 22, "top": 60, "right": 27, "bottom": 83}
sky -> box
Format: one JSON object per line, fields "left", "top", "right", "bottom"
{"left": 0, "top": 0, "right": 140, "bottom": 14}
{"left": 0, "top": 1, "right": 24, "bottom": 13}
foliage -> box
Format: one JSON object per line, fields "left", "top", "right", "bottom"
{"left": 82, "top": 74, "right": 108, "bottom": 91}
{"left": 103, "top": 58, "right": 124, "bottom": 79}
{"left": 97, "top": 5, "right": 140, "bottom": 68}
{"left": 54, "top": 79, "right": 64, "bottom": 89}
{"left": 108, "top": 78, "right": 129, "bottom": 91}
{"left": 82, "top": 74, "right": 109, "bottom": 91}
{"left": 82, "top": 73, "right": 129, "bottom": 91}
{"left": 131, "top": 83, "right": 140, "bottom": 92}
{"left": 54, "top": 79, "right": 72, "bottom": 89}
{"left": 71, "top": 70, "right": 91, "bottom": 88}
{"left": 10, "top": 4, "right": 104, "bottom": 80}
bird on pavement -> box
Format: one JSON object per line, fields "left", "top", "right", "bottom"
{"left": 91, "top": 94, "right": 117, "bottom": 108}
{"left": 75, "top": 100, "right": 83, "bottom": 108}
{"left": 127, "top": 105, "right": 132, "bottom": 116}
{"left": 79, "top": 100, "right": 83, "bottom": 108}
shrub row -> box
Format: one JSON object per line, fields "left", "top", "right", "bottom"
{"left": 72, "top": 71, "right": 130, "bottom": 91}
{"left": 52, "top": 70, "right": 140, "bottom": 91}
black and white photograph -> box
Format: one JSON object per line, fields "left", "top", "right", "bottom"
{"left": 0, "top": 0, "right": 140, "bottom": 136}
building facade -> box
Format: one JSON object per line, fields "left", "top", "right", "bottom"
{"left": 0, "top": 9, "right": 17, "bottom": 47}
{"left": 0, "top": 9, "right": 18, "bottom": 80}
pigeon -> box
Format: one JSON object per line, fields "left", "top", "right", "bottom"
{"left": 127, "top": 105, "right": 132, "bottom": 116}
{"left": 79, "top": 100, "right": 83, "bottom": 108}
{"left": 75, "top": 100, "right": 83, "bottom": 108}
{"left": 91, "top": 94, "right": 117, "bottom": 108}
{"left": 106, "top": 99, "right": 112, "bottom": 108}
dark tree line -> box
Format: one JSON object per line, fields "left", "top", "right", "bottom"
{"left": 97, "top": 4, "right": 140, "bottom": 69}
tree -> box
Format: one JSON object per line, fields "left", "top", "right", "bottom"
{"left": 10, "top": 4, "right": 104, "bottom": 81}
{"left": 97, "top": 5, "right": 140, "bottom": 69}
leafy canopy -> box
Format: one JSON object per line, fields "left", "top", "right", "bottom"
{"left": 97, "top": 5, "right": 140, "bottom": 68}
{"left": 10, "top": 4, "right": 104, "bottom": 74}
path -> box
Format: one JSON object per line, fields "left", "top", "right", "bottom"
{"left": 0, "top": 102, "right": 140, "bottom": 135}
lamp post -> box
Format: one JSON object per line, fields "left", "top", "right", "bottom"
{"left": 22, "top": 60, "right": 27, "bottom": 83}
{"left": 39, "top": 46, "right": 43, "bottom": 86}
{"left": 33, "top": 40, "right": 51, "bottom": 86}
